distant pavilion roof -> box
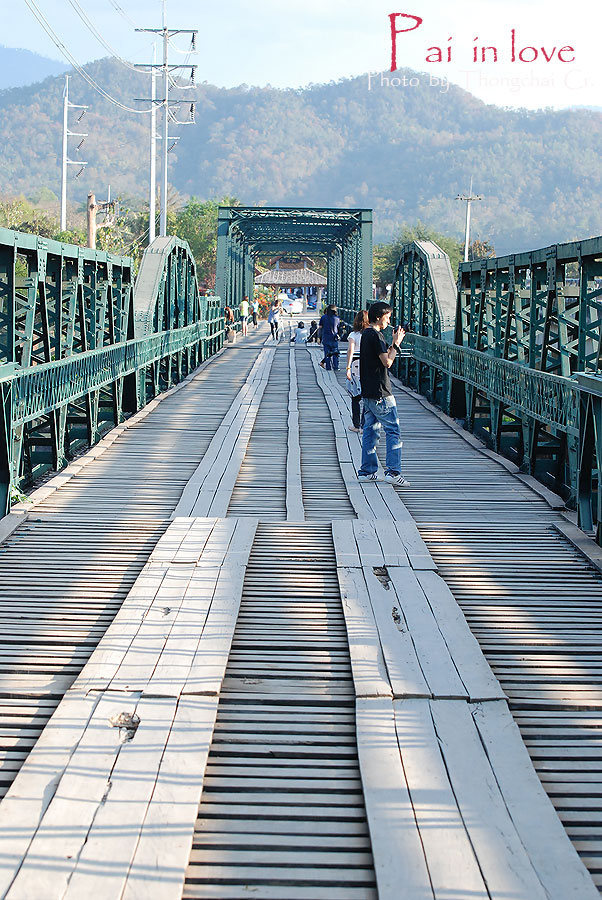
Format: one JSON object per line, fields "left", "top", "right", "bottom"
{"left": 254, "top": 267, "right": 327, "bottom": 287}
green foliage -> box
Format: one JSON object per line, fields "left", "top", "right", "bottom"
{"left": 374, "top": 222, "right": 463, "bottom": 287}
{"left": 172, "top": 196, "right": 240, "bottom": 286}
{"left": 468, "top": 238, "right": 496, "bottom": 260}
{"left": 254, "top": 285, "right": 274, "bottom": 318}
{"left": 0, "top": 197, "right": 86, "bottom": 245}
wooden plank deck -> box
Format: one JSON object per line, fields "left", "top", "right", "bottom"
{"left": 0, "top": 331, "right": 601, "bottom": 897}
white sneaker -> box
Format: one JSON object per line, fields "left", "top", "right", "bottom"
{"left": 358, "top": 472, "right": 381, "bottom": 483}
{"left": 348, "top": 426, "right": 361, "bottom": 432}
{"left": 385, "top": 473, "right": 411, "bottom": 486}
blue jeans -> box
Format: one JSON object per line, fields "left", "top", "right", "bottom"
{"left": 358, "top": 396, "right": 402, "bottom": 476}
{"left": 323, "top": 340, "right": 339, "bottom": 370}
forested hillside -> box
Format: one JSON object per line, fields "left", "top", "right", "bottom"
{"left": 0, "top": 56, "right": 601, "bottom": 253}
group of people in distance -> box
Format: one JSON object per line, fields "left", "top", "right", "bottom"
{"left": 232, "top": 296, "right": 410, "bottom": 487}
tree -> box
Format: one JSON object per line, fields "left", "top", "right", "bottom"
{"left": 0, "top": 197, "right": 86, "bottom": 245}
{"left": 467, "top": 238, "right": 496, "bottom": 260}
{"left": 173, "top": 196, "right": 240, "bottom": 287}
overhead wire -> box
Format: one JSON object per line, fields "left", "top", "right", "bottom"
{"left": 22, "top": 0, "right": 152, "bottom": 113}
{"left": 105, "top": 0, "right": 137, "bottom": 28}
{"left": 66, "top": 0, "right": 151, "bottom": 72}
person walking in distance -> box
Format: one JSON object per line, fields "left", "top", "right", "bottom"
{"left": 240, "top": 295, "right": 249, "bottom": 337}
{"left": 251, "top": 297, "right": 259, "bottom": 329}
{"left": 346, "top": 309, "right": 368, "bottom": 432}
{"left": 357, "top": 301, "right": 410, "bottom": 486}
{"left": 319, "top": 304, "right": 340, "bottom": 371}
{"left": 268, "top": 299, "right": 281, "bottom": 341}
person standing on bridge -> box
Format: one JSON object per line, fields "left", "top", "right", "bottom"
{"left": 240, "top": 296, "right": 249, "bottom": 337}
{"left": 357, "top": 301, "right": 410, "bottom": 486}
{"left": 319, "top": 304, "right": 340, "bottom": 371}
{"left": 346, "top": 309, "right": 368, "bottom": 432}
{"left": 268, "top": 299, "right": 281, "bottom": 340}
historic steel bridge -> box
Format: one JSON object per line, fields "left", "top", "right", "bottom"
{"left": 0, "top": 207, "right": 602, "bottom": 899}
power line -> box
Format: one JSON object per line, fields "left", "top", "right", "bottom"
{"left": 105, "top": 0, "right": 137, "bottom": 28}
{"left": 22, "top": 0, "right": 152, "bottom": 114}
{"left": 66, "top": 0, "right": 151, "bottom": 73}
{"left": 136, "top": 4, "right": 197, "bottom": 238}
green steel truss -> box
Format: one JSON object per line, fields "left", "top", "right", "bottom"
{"left": 216, "top": 207, "right": 373, "bottom": 315}
{"left": 390, "top": 240, "right": 457, "bottom": 340}
{"left": 387, "top": 235, "right": 602, "bottom": 541}
{"left": 0, "top": 230, "right": 224, "bottom": 515}
{"left": 449, "top": 238, "right": 602, "bottom": 504}
{"left": 457, "top": 237, "right": 602, "bottom": 374}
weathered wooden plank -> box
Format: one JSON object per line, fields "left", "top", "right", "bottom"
{"left": 6, "top": 692, "right": 141, "bottom": 900}
{"left": 286, "top": 349, "right": 305, "bottom": 521}
{"left": 108, "top": 566, "right": 196, "bottom": 692}
{"left": 361, "top": 565, "right": 430, "bottom": 698}
{"left": 352, "top": 520, "right": 384, "bottom": 567}
{"left": 172, "top": 351, "right": 273, "bottom": 518}
{"left": 414, "top": 569, "right": 505, "bottom": 702}
{"left": 143, "top": 567, "right": 220, "bottom": 696}
{"left": 373, "top": 520, "right": 410, "bottom": 567}
{"left": 336, "top": 566, "right": 392, "bottom": 698}
{"left": 332, "top": 520, "right": 361, "bottom": 568}
{"left": 473, "top": 700, "right": 600, "bottom": 899}
{"left": 195, "top": 367, "right": 274, "bottom": 517}
{"left": 392, "top": 698, "right": 489, "bottom": 900}
{"left": 391, "top": 520, "right": 437, "bottom": 571}
{"left": 184, "top": 518, "right": 258, "bottom": 695}
{"left": 386, "top": 567, "right": 468, "bottom": 699}
{"left": 60, "top": 694, "right": 179, "bottom": 900}
{"left": 0, "top": 691, "right": 100, "bottom": 898}
{"left": 356, "top": 697, "right": 433, "bottom": 900}
{"left": 183, "top": 887, "right": 377, "bottom": 900}
{"left": 429, "top": 699, "right": 550, "bottom": 899}
{"left": 119, "top": 696, "right": 219, "bottom": 900}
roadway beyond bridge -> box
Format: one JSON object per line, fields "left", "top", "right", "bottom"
{"left": 0, "top": 326, "right": 601, "bottom": 899}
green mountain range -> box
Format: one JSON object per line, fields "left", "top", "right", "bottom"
{"left": 0, "top": 54, "right": 600, "bottom": 254}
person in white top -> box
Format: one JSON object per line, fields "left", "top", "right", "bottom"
{"left": 345, "top": 309, "right": 368, "bottom": 432}
{"left": 291, "top": 321, "right": 309, "bottom": 343}
{"left": 239, "top": 296, "right": 249, "bottom": 336}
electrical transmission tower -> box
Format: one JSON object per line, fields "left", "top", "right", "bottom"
{"left": 60, "top": 74, "right": 88, "bottom": 231}
{"left": 456, "top": 176, "right": 483, "bottom": 263}
{"left": 136, "top": 3, "right": 197, "bottom": 239}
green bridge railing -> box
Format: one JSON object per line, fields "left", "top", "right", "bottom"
{"left": 386, "top": 236, "right": 602, "bottom": 544}
{"left": 0, "top": 230, "right": 224, "bottom": 516}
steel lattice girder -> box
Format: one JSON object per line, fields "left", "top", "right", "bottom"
{"left": 0, "top": 230, "right": 224, "bottom": 514}
{"left": 457, "top": 235, "right": 602, "bottom": 375}
{"left": 389, "top": 233, "right": 602, "bottom": 537}
{"left": 390, "top": 240, "right": 457, "bottom": 341}
{"left": 215, "top": 206, "right": 373, "bottom": 311}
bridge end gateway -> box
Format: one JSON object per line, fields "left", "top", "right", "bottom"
{"left": 216, "top": 205, "right": 373, "bottom": 323}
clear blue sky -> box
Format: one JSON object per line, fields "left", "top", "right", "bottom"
{"left": 7, "top": 0, "right": 598, "bottom": 109}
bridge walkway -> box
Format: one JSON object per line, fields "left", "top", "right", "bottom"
{"left": 0, "top": 327, "right": 599, "bottom": 899}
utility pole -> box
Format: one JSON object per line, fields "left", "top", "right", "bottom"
{"left": 136, "top": 3, "right": 197, "bottom": 238}
{"left": 87, "top": 191, "right": 117, "bottom": 249}
{"left": 160, "top": 10, "right": 169, "bottom": 238}
{"left": 60, "top": 74, "right": 88, "bottom": 231}
{"left": 456, "top": 176, "right": 482, "bottom": 263}
{"left": 149, "top": 45, "right": 157, "bottom": 243}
